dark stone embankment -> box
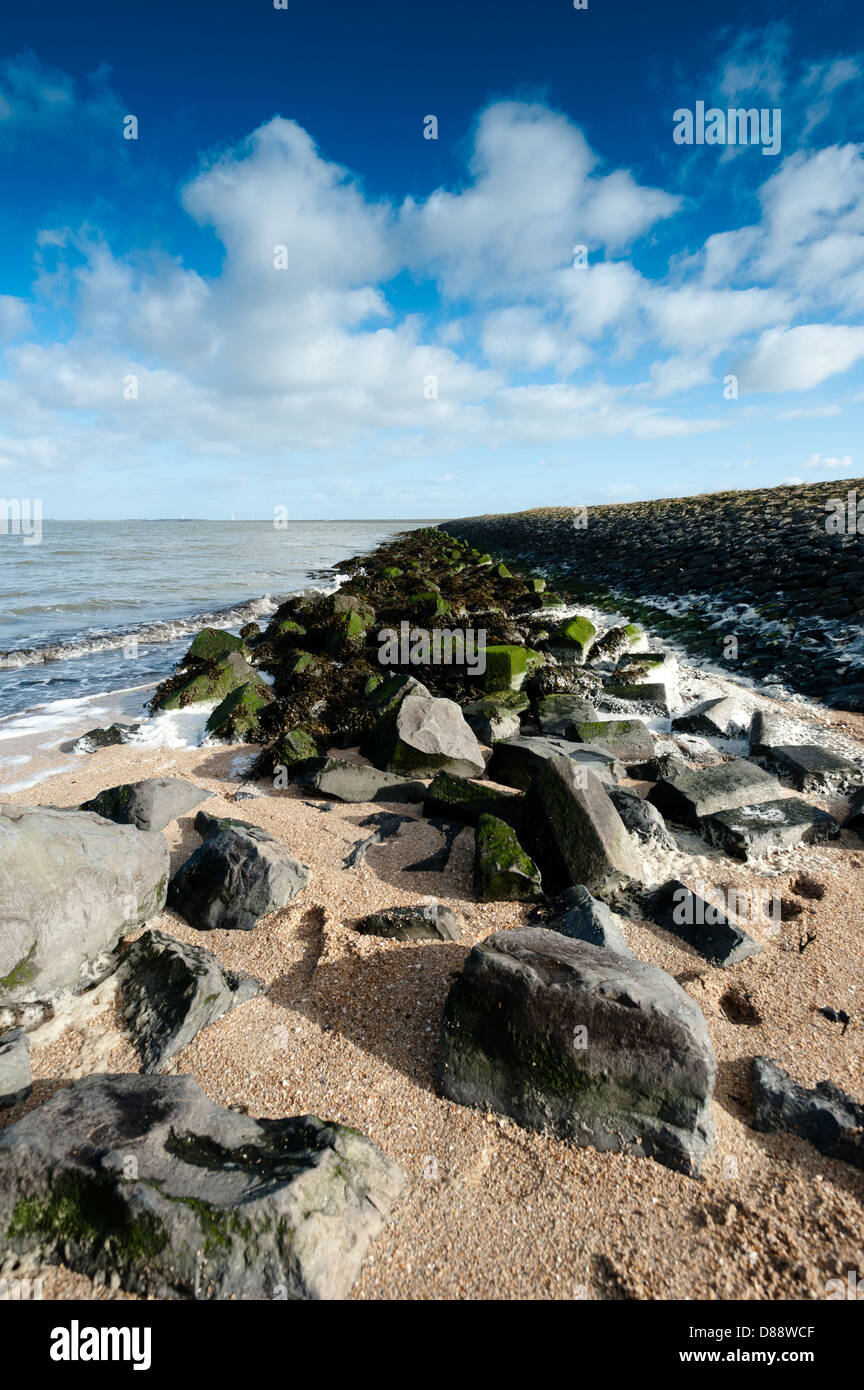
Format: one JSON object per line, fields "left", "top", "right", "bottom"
{"left": 442, "top": 479, "right": 864, "bottom": 709}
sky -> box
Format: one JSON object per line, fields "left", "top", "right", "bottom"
{"left": 1, "top": 0, "right": 864, "bottom": 519}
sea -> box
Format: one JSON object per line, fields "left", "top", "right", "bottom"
{"left": 0, "top": 519, "right": 422, "bottom": 789}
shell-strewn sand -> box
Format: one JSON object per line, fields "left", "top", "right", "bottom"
{"left": 2, "top": 685, "right": 864, "bottom": 1302}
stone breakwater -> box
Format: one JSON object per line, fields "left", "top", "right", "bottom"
{"left": 442, "top": 479, "right": 864, "bottom": 709}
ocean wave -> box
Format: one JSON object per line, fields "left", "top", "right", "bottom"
{"left": 0, "top": 593, "right": 282, "bottom": 669}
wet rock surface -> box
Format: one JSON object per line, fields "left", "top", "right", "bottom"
{"left": 438, "top": 927, "right": 716, "bottom": 1176}
{"left": 0, "top": 1073, "right": 404, "bottom": 1299}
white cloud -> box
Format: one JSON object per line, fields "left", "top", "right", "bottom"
{"left": 801, "top": 452, "right": 853, "bottom": 470}
{"left": 734, "top": 324, "right": 864, "bottom": 392}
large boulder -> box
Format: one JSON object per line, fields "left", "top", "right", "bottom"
{"left": 438, "top": 928, "right": 716, "bottom": 1176}
{"left": 0, "top": 1072, "right": 404, "bottom": 1299}
{"left": 361, "top": 694, "right": 485, "bottom": 779}
{"left": 486, "top": 734, "right": 624, "bottom": 790}
{"left": 525, "top": 756, "right": 644, "bottom": 894}
{"left": 117, "top": 929, "right": 262, "bottom": 1073}
{"left": 168, "top": 824, "right": 309, "bottom": 931}
{"left": 647, "top": 758, "right": 783, "bottom": 827}
{"left": 762, "top": 744, "right": 863, "bottom": 794}
{"left": 80, "top": 777, "right": 211, "bottom": 832}
{"left": 702, "top": 798, "right": 840, "bottom": 859}
{"left": 0, "top": 804, "right": 169, "bottom": 1005}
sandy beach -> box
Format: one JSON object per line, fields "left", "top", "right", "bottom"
{"left": 2, "top": 660, "right": 863, "bottom": 1302}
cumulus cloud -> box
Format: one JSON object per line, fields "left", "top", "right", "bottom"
{"left": 733, "top": 324, "right": 864, "bottom": 392}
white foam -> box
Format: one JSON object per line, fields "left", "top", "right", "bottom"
{"left": 0, "top": 763, "right": 74, "bottom": 794}
{"left": 126, "top": 702, "right": 218, "bottom": 751}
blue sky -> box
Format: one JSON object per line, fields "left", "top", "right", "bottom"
{"left": 1, "top": 0, "right": 864, "bottom": 518}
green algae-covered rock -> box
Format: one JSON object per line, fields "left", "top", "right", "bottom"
{"left": 550, "top": 616, "right": 596, "bottom": 663}
{"left": 274, "top": 728, "right": 319, "bottom": 768}
{"left": 423, "top": 771, "right": 524, "bottom": 829}
{"left": 526, "top": 576, "right": 546, "bottom": 593}
{"left": 276, "top": 618, "right": 307, "bottom": 639}
{"left": 484, "top": 646, "right": 544, "bottom": 692}
{"left": 474, "top": 814, "right": 543, "bottom": 902}
{"left": 156, "top": 652, "right": 260, "bottom": 711}
{"left": 186, "top": 628, "right": 247, "bottom": 664}
{"left": 494, "top": 562, "right": 513, "bottom": 579}
{"left": 382, "top": 566, "right": 403, "bottom": 578}
{"left": 484, "top": 645, "right": 528, "bottom": 692}
{"left": 284, "top": 651, "right": 318, "bottom": 678}
{"left": 205, "top": 681, "right": 272, "bottom": 743}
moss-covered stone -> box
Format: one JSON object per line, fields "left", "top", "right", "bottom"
{"left": 474, "top": 814, "right": 543, "bottom": 902}
{"left": 156, "top": 653, "right": 260, "bottom": 711}
{"left": 274, "top": 728, "right": 319, "bottom": 768}
{"left": 205, "top": 680, "right": 272, "bottom": 742}
{"left": 424, "top": 771, "right": 524, "bottom": 828}
{"left": 551, "top": 616, "right": 596, "bottom": 659}
{"left": 485, "top": 645, "right": 528, "bottom": 691}
{"left": 186, "top": 628, "right": 247, "bottom": 664}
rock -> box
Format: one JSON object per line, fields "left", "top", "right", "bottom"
{"left": 168, "top": 825, "right": 309, "bottom": 931}
{"left": 845, "top": 787, "right": 864, "bottom": 831}
{"left": 539, "top": 886, "right": 634, "bottom": 956}
{"left": 0, "top": 1030, "right": 31, "bottom": 1108}
{"left": 186, "top": 627, "right": 247, "bottom": 663}
{"left": 568, "top": 718, "right": 655, "bottom": 764}
{"left": 702, "top": 799, "right": 840, "bottom": 859}
{"left": 438, "top": 927, "right": 715, "bottom": 1176}
{"left": 205, "top": 681, "right": 272, "bottom": 742}
{"left": 549, "top": 616, "right": 596, "bottom": 665}
{"left": 607, "top": 786, "right": 677, "bottom": 851}
{"left": 648, "top": 880, "right": 762, "bottom": 967}
{"left": 80, "top": 777, "right": 211, "bottom": 832}
{"left": 588, "top": 626, "right": 630, "bottom": 663}
{"left": 751, "top": 1056, "right": 863, "bottom": 1171}
{"left": 474, "top": 814, "right": 543, "bottom": 902}
{"left": 536, "top": 694, "right": 598, "bottom": 736}
{"left": 602, "top": 681, "right": 672, "bottom": 716}
{"left": 463, "top": 690, "right": 528, "bottom": 743}
{"left": 117, "top": 929, "right": 262, "bottom": 1073}
{"left": 72, "top": 723, "right": 140, "bottom": 754}
{"left": 423, "top": 770, "right": 524, "bottom": 828}
{"left": 0, "top": 1072, "right": 404, "bottom": 1299}
{"left": 484, "top": 645, "right": 530, "bottom": 692}
{"left": 273, "top": 728, "right": 319, "bottom": 772}
{"left": 366, "top": 673, "right": 431, "bottom": 717}
{"left": 355, "top": 905, "right": 461, "bottom": 942}
{"left": 647, "top": 758, "right": 783, "bottom": 828}
{"left": 525, "top": 757, "right": 644, "bottom": 894}
{"left": 749, "top": 709, "right": 788, "bottom": 755}
{"left": 361, "top": 694, "right": 485, "bottom": 779}
{"left": 298, "top": 758, "right": 426, "bottom": 804}
{"left": 195, "top": 809, "right": 263, "bottom": 839}
{"left": 0, "top": 804, "right": 169, "bottom": 1005}
{"left": 672, "top": 697, "right": 750, "bottom": 738}
{"left": 486, "top": 734, "right": 624, "bottom": 790}
{"left": 156, "top": 651, "right": 262, "bottom": 711}
{"left": 762, "top": 744, "right": 863, "bottom": 793}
